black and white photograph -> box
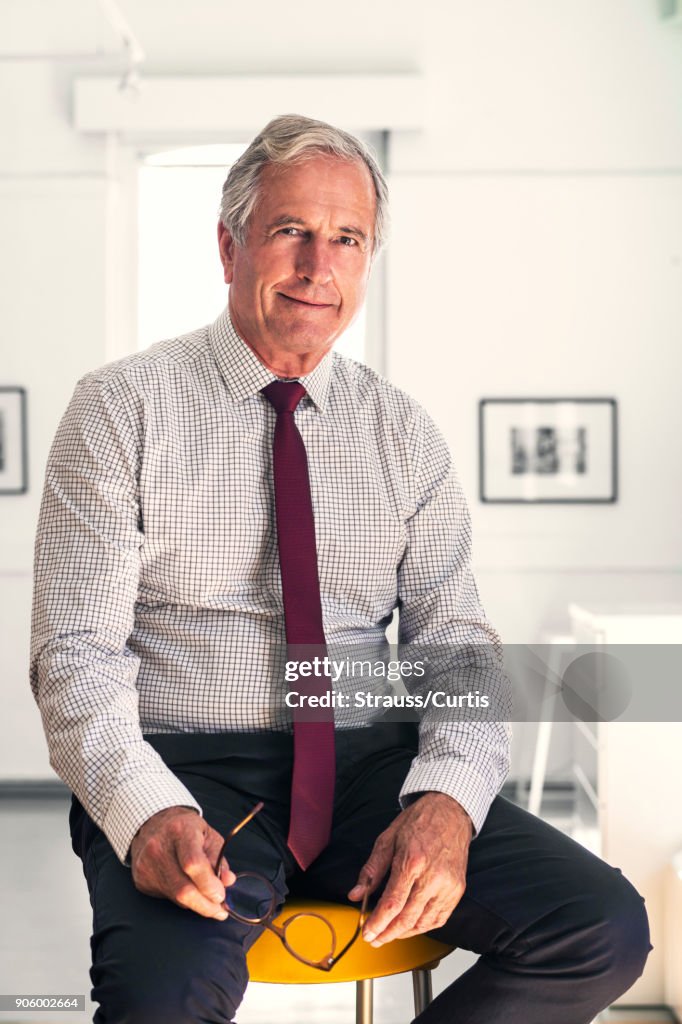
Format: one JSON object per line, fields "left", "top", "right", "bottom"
{"left": 510, "top": 425, "right": 587, "bottom": 476}
{"left": 480, "top": 398, "right": 617, "bottom": 503}
{"left": 0, "top": 387, "right": 27, "bottom": 495}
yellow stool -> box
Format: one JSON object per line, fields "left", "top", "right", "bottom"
{"left": 247, "top": 899, "right": 455, "bottom": 1024}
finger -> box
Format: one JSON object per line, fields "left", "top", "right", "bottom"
{"left": 348, "top": 832, "right": 395, "bottom": 901}
{"left": 362, "top": 858, "right": 418, "bottom": 941}
{"left": 365, "top": 883, "right": 433, "bottom": 945}
{"left": 177, "top": 831, "right": 227, "bottom": 906}
{"left": 393, "top": 897, "right": 445, "bottom": 939}
{"left": 218, "top": 857, "right": 236, "bottom": 887}
{"left": 134, "top": 847, "right": 228, "bottom": 921}
{"left": 204, "top": 830, "right": 237, "bottom": 887}
{"left": 172, "top": 877, "right": 229, "bottom": 920}
{"left": 386, "top": 879, "right": 466, "bottom": 940}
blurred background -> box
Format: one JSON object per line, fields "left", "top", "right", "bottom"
{"left": 1, "top": 0, "right": 681, "bottom": 1020}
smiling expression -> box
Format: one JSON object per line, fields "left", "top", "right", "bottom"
{"left": 218, "top": 154, "right": 377, "bottom": 374}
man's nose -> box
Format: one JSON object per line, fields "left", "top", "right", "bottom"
{"left": 296, "top": 239, "right": 333, "bottom": 284}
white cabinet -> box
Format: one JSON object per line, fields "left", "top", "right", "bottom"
{"left": 568, "top": 603, "right": 682, "bottom": 1006}
{"left": 570, "top": 603, "right": 682, "bottom": 645}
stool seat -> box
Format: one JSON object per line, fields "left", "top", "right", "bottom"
{"left": 247, "top": 899, "right": 454, "bottom": 985}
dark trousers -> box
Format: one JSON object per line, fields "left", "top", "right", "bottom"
{"left": 70, "top": 724, "right": 651, "bottom": 1024}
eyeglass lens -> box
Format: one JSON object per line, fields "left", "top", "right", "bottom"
{"left": 224, "top": 873, "right": 276, "bottom": 923}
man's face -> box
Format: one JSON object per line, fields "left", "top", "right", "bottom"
{"left": 218, "top": 154, "right": 376, "bottom": 363}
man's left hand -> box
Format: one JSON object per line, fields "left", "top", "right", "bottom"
{"left": 347, "top": 792, "right": 472, "bottom": 946}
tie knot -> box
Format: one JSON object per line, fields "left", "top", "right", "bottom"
{"left": 261, "top": 380, "right": 307, "bottom": 414}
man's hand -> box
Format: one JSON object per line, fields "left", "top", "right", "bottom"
{"left": 130, "top": 806, "right": 236, "bottom": 920}
{"left": 347, "top": 792, "right": 472, "bottom": 946}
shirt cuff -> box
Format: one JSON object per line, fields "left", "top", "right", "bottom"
{"left": 398, "top": 757, "right": 497, "bottom": 837}
{"left": 102, "top": 772, "right": 203, "bottom": 864}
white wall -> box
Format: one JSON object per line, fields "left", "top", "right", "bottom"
{"left": 2, "top": 0, "right": 680, "bottom": 759}
{"left": 388, "top": 175, "right": 682, "bottom": 574}
{"left": 390, "top": 0, "right": 682, "bottom": 173}
{"left": 0, "top": 52, "right": 113, "bottom": 775}
{"left": 384, "top": 0, "right": 682, "bottom": 605}
{"left": 380, "top": 1, "right": 682, "bottom": 802}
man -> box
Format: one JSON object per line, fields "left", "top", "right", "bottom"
{"left": 31, "top": 114, "right": 650, "bottom": 1023}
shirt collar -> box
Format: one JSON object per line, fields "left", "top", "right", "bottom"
{"left": 209, "top": 305, "right": 333, "bottom": 412}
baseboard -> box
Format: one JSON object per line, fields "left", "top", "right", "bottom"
{"left": 605, "top": 1004, "right": 679, "bottom": 1022}
{"left": 501, "top": 778, "right": 576, "bottom": 797}
{"left": 0, "top": 779, "right": 70, "bottom": 798}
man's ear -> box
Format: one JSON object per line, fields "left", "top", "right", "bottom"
{"left": 218, "top": 222, "right": 237, "bottom": 284}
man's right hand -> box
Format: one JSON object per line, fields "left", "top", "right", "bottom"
{"left": 129, "top": 806, "right": 236, "bottom": 920}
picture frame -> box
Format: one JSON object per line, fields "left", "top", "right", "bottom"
{"left": 479, "top": 398, "right": 617, "bottom": 504}
{"left": 0, "top": 387, "right": 28, "bottom": 495}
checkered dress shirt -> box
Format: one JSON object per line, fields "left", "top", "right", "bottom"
{"left": 30, "top": 307, "right": 510, "bottom": 862}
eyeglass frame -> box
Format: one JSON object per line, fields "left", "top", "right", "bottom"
{"left": 214, "top": 801, "right": 370, "bottom": 972}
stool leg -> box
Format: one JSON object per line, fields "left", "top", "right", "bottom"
{"left": 412, "top": 968, "right": 433, "bottom": 1017}
{"left": 356, "top": 977, "right": 373, "bottom": 1024}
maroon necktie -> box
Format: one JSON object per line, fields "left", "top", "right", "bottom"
{"left": 262, "top": 380, "right": 335, "bottom": 869}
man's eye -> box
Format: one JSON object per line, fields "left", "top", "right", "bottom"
{"left": 337, "top": 236, "right": 358, "bottom": 247}
{"left": 279, "top": 227, "right": 301, "bottom": 236}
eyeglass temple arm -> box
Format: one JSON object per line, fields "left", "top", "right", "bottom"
{"left": 227, "top": 800, "right": 265, "bottom": 840}
{"left": 214, "top": 801, "right": 265, "bottom": 875}
{"left": 325, "top": 889, "right": 371, "bottom": 967}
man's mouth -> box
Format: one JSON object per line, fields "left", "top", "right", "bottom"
{"left": 278, "top": 293, "right": 334, "bottom": 308}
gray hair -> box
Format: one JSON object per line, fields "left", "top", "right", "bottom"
{"left": 219, "top": 114, "right": 389, "bottom": 255}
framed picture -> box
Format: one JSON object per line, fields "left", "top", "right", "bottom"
{"left": 0, "top": 387, "right": 28, "bottom": 495}
{"left": 479, "top": 398, "right": 617, "bottom": 504}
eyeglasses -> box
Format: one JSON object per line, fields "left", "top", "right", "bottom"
{"left": 214, "top": 802, "right": 369, "bottom": 972}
